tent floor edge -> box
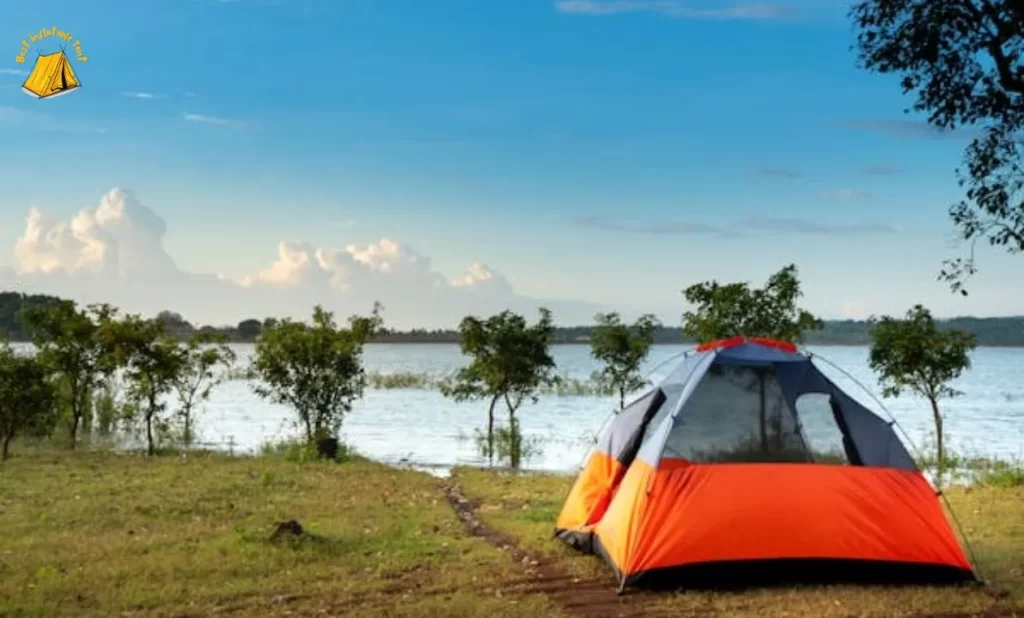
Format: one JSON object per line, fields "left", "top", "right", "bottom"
{"left": 620, "top": 558, "right": 976, "bottom": 592}
{"left": 554, "top": 528, "right": 596, "bottom": 555}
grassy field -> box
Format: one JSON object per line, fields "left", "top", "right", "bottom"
{"left": 0, "top": 451, "right": 1021, "bottom": 618}
{"left": 0, "top": 451, "right": 568, "bottom": 618}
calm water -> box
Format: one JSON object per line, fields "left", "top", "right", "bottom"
{"left": 201, "top": 344, "right": 1023, "bottom": 472}
{"left": 13, "top": 343, "right": 1024, "bottom": 472}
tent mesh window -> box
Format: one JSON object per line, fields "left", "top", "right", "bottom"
{"left": 663, "top": 364, "right": 831, "bottom": 464}
{"left": 793, "top": 392, "right": 852, "bottom": 464}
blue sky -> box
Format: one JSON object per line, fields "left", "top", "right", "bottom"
{"left": 0, "top": 0, "right": 1020, "bottom": 325}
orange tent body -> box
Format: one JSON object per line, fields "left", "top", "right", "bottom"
{"left": 555, "top": 337, "right": 976, "bottom": 591}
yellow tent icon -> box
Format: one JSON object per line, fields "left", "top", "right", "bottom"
{"left": 21, "top": 50, "right": 81, "bottom": 99}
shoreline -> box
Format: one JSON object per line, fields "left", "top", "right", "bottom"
{"left": 7, "top": 339, "right": 1024, "bottom": 348}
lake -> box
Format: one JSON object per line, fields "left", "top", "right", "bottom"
{"left": 186, "top": 343, "right": 1022, "bottom": 473}
{"left": 11, "top": 342, "right": 1023, "bottom": 473}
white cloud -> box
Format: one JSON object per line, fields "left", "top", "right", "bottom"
{"left": 184, "top": 112, "right": 244, "bottom": 127}
{"left": 0, "top": 68, "right": 28, "bottom": 76}
{"left": 122, "top": 92, "right": 160, "bottom": 99}
{"left": 554, "top": 0, "right": 795, "bottom": 19}
{"left": 13, "top": 188, "right": 177, "bottom": 277}
{"left": 2, "top": 189, "right": 606, "bottom": 329}
{"left": 451, "top": 263, "right": 510, "bottom": 289}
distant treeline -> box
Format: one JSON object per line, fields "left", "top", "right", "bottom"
{"left": 3, "top": 291, "right": 1024, "bottom": 346}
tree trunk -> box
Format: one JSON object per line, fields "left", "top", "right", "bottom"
{"left": 181, "top": 399, "right": 195, "bottom": 449}
{"left": 508, "top": 407, "right": 519, "bottom": 470}
{"left": 1, "top": 433, "right": 11, "bottom": 461}
{"left": 486, "top": 394, "right": 499, "bottom": 465}
{"left": 619, "top": 388, "right": 625, "bottom": 412}
{"left": 146, "top": 393, "right": 157, "bottom": 456}
{"left": 302, "top": 412, "right": 314, "bottom": 444}
{"left": 929, "top": 397, "right": 945, "bottom": 486}
{"left": 69, "top": 396, "right": 81, "bottom": 450}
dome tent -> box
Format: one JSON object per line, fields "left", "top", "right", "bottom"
{"left": 555, "top": 337, "right": 976, "bottom": 592}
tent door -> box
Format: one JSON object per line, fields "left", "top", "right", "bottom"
{"left": 829, "top": 396, "right": 864, "bottom": 466}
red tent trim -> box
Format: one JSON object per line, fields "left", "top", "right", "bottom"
{"left": 695, "top": 337, "right": 798, "bottom": 354}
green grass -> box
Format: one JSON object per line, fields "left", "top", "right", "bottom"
{"left": 452, "top": 466, "right": 1024, "bottom": 618}
{"left": 3, "top": 448, "right": 1021, "bottom": 618}
{"left": 0, "top": 450, "right": 568, "bottom": 618}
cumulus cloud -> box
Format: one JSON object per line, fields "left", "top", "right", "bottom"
{"left": 554, "top": 0, "right": 796, "bottom": 19}
{"left": 2, "top": 189, "right": 607, "bottom": 329}
{"left": 13, "top": 189, "right": 176, "bottom": 277}
{"left": 0, "top": 68, "right": 28, "bottom": 76}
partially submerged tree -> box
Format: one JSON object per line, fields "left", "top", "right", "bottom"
{"left": 172, "top": 332, "right": 236, "bottom": 448}
{"left": 681, "top": 264, "right": 822, "bottom": 344}
{"left": 850, "top": 0, "right": 1024, "bottom": 294}
{"left": 22, "top": 301, "right": 119, "bottom": 448}
{"left": 0, "top": 344, "right": 57, "bottom": 460}
{"left": 441, "top": 308, "right": 559, "bottom": 468}
{"left": 869, "top": 305, "right": 976, "bottom": 484}
{"left": 590, "top": 312, "right": 660, "bottom": 410}
{"left": 106, "top": 315, "right": 187, "bottom": 456}
{"left": 250, "top": 304, "right": 383, "bottom": 456}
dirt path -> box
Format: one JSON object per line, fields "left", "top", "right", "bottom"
{"left": 440, "top": 480, "right": 1021, "bottom": 618}
{"left": 441, "top": 480, "right": 692, "bottom": 618}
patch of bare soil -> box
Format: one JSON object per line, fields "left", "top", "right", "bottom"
{"left": 441, "top": 480, "right": 682, "bottom": 618}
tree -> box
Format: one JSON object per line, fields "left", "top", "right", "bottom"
{"left": 172, "top": 332, "right": 236, "bottom": 448}
{"left": 868, "top": 305, "right": 976, "bottom": 483}
{"left": 105, "top": 315, "right": 187, "bottom": 456}
{"left": 590, "top": 312, "right": 661, "bottom": 410}
{"left": 22, "top": 301, "right": 119, "bottom": 448}
{"left": 681, "top": 264, "right": 822, "bottom": 344}
{"left": 250, "top": 304, "right": 383, "bottom": 450}
{"left": 237, "top": 319, "right": 263, "bottom": 341}
{"left": 850, "top": 0, "right": 1024, "bottom": 294}
{"left": 440, "top": 308, "right": 559, "bottom": 468}
{"left": 0, "top": 344, "right": 57, "bottom": 460}
{"left": 155, "top": 310, "right": 195, "bottom": 338}
{"left": 0, "top": 292, "right": 64, "bottom": 341}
